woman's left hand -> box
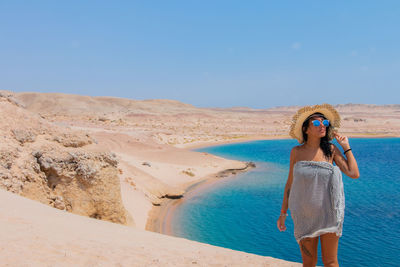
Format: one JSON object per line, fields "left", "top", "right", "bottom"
{"left": 334, "top": 132, "right": 350, "bottom": 150}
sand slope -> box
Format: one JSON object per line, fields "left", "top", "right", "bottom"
{"left": 0, "top": 189, "right": 300, "bottom": 266}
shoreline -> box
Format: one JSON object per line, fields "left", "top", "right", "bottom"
{"left": 146, "top": 161, "right": 256, "bottom": 234}
{"left": 176, "top": 133, "right": 400, "bottom": 150}
{"left": 174, "top": 134, "right": 290, "bottom": 149}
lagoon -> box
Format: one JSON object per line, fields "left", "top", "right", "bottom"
{"left": 170, "top": 138, "right": 400, "bottom": 266}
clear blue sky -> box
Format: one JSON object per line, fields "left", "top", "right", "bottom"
{"left": 1, "top": 1, "right": 399, "bottom": 108}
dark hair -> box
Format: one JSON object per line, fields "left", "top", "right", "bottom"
{"left": 301, "top": 112, "right": 333, "bottom": 159}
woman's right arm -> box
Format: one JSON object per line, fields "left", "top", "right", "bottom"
{"left": 277, "top": 147, "right": 296, "bottom": 232}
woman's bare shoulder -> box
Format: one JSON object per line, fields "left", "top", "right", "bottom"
{"left": 290, "top": 145, "right": 303, "bottom": 162}
{"left": 292, "top": 144, "right": 305, "bottom": 153}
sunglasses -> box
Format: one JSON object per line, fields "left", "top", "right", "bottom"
{"left": 312, "top": 119, "right": 330, "bottom": 127}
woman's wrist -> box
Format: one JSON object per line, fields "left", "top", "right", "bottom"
{"left": 344, "top": 148, "right": 352, "bottom": 155}
{"left": 341, "top": 144, "right": 350, "bottom": 151}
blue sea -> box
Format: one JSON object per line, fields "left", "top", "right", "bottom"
{"left": 170, "top": 138, "right": 400, "bottom": 266}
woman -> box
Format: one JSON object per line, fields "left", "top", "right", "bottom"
{"left": 277, "top": 104, "right": 359, "bottom": 267}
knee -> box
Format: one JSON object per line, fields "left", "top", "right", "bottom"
{"left": 322, "top": 258, "right": 338, "bottom": 267}
{"left": 302, "top": 257, "right": 317, "bottom": 267}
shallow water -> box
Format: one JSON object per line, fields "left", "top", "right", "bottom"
{"left": 170, "top": 138, "right": 400, "bottom": 266}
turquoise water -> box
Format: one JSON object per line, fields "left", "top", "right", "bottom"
{"left": 170, "top": 138, "right": 400, "bottom": 266}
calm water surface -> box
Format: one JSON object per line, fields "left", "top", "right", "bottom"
{"left": 170, "top": 138, "right": 400, "bottom": 266}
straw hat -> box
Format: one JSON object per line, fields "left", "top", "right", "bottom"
{"left": 289, "top": 103, "right": 341, "bottom": 143}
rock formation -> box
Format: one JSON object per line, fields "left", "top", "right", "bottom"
{"left": 0, "top": 91, "right": 131, "bottom": 225}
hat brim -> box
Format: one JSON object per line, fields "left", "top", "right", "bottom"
{"left": 289, "top": 104, "right": 341, "bottom": 143}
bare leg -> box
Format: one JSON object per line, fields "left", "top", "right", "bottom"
{"left": 320, "top": 233, "right": 339, "bottom": 267}
{"left": 299, "top": 237, "right": 318, "bottom": 267}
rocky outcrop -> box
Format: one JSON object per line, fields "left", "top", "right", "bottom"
{"left": 0, "top": 92, "right": 132, "bottom": 226}
{"left": 30, "top": 149, "right": 128, "bottom": 224}
{"left": 53, "top": 133, "right": 94, "bottom": 148}
{"left": 12, "top": 129, "right": 37, "bottom": 144}
{"left": 0, "top": 90, "right": 25, "bottom": 107}
{"left": 215, "top": 161, "right": 256, "bottom": 178}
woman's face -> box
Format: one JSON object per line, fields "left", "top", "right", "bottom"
{"left": 305, "top": 116, "right": 327, "bottom": 139}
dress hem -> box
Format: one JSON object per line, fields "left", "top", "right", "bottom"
{"left": 296, "top": 227, "right": 342, "bottom": 243}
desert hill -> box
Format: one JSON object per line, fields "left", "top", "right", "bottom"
{"left": 10, "top": 91, "right": 400, "bottom": 148}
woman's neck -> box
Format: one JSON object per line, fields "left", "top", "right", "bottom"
{"left": 304, "top": 136, "right": 321, "bottom": 149}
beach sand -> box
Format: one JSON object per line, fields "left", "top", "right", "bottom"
{"left": 1, "top": 90, "right": 399, "bottom": 266}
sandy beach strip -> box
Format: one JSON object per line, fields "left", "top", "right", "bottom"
{"left": 146, "top": 137, "right": 262, "bottom": 235}
{"left": 146, "top": 160, "right": 256, "bottom": 234}
{"left": 175, "top": 134, "right": 290, "bottom": 149}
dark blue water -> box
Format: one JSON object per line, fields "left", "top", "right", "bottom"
{"left": 170, "top": 138, "right": 400, "bottom": 266}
